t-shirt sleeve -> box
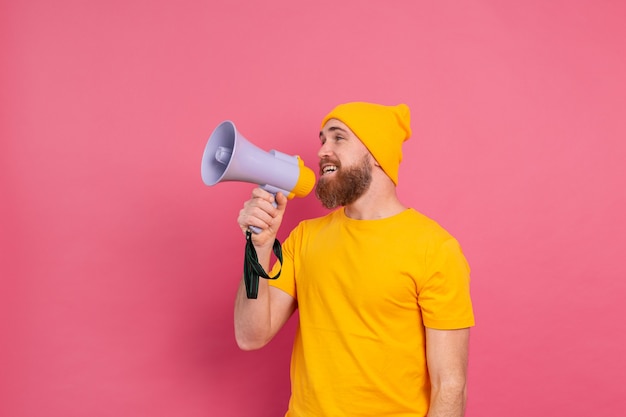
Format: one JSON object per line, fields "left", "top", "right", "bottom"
{"left": 418, "top": 237, "right": 475, "bottom": 330}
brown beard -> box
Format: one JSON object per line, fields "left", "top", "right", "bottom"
{"left": 315, "top": 154, "right": 373, "bottom": 209}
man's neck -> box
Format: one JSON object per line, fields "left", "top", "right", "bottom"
{"left": 343, "top": 179, "right": 406, "bottom": 220}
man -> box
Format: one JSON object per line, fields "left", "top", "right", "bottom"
{"left": 235, "top": 102, "right": 475, "bottom": 417}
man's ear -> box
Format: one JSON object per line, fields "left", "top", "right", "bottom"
{"left": 368, "top": 153, "right": 381, "bottom": 167}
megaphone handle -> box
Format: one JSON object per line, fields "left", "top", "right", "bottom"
{"left": 248, "top": 185, "right": 279, "bottom": 234}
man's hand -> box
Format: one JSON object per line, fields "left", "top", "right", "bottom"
{"left": 237, "top": 188, "right": 288, "bottom": 249}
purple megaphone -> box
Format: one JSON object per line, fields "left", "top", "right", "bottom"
{"left": 201, "top": 120, "right": 316, "bottom": 232}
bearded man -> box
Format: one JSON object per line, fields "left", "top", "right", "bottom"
{"left": 235, "top": 102, "right": 475, "bottom": 417}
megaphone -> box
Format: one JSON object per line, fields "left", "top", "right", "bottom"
{"left": 201, "top": 119, "right": 316, "bottom": 205}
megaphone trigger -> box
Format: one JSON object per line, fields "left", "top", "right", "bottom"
{"left": 248, "top": 225, "right": 263, "bottom": 234}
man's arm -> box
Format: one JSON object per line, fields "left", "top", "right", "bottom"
{"left": 425, "top": 327, "right": 470, "bottom": 417}
{"left": 233, "top": 188, "right": 296, "bottom": 350}
{"left": 234, "top": 277, "right": 296, "bottom": 350}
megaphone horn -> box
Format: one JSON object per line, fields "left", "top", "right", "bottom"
{"left": 201, "top": 120, "right": 316, "bottom": 201}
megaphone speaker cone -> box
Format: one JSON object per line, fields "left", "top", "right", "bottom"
{"left": 201, "top": 120, "right": 317, "bottom": 199}
{"left": 201, "top": 121, "right": 237, "bottom": 186}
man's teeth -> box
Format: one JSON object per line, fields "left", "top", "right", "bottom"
{"left": 322, "top": 165, "right": 338, "bottom": 175}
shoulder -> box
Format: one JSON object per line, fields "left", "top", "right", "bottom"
{"left": 402, "top": 209, "right": 456, "bottom": 242}
{"left": 296, "top": 209, "right": 342, "bottom": 230}
{"left": 281, "top": 210, "right": 339, "bottom": 244}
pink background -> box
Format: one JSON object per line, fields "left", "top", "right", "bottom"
{"left": 2, "top": 1, "right": 625, "bottom": 416}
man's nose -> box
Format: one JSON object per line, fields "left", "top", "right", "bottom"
{"left": 317, "top": 142, "right": 333, "bottom": 159}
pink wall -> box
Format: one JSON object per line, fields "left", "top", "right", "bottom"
{"left": 2, "top": 1, "right": 625, "bottom": 416}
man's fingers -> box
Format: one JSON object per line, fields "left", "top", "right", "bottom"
{"left": 236, "top": 187, "right": 286, "bottom": 243}
{"left": 275, "top": 192, "right": 288, "bottom": 211}
{"left": 251, "top": 187, "right": 276, "bottom": 204}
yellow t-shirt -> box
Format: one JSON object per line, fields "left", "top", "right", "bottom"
{"left": 269, "top": 208, "right": 475, "bottom": 417}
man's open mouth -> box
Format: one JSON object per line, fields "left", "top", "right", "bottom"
{"left": 321, "top": 165, "right": 338, "bottom": 175}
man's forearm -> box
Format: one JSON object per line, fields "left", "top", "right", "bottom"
{"left": 427, "top": 384, "right": 467, "bottom": 417}
{"left": 233, "top": 245, "right": 273, "bottom": 350}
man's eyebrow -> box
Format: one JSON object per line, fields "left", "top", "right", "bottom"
{"left": 319, "top": 126, "right": 348, "bottom": 138}
{"left": 319, "top": 126, "right": 349, "bottom": 141}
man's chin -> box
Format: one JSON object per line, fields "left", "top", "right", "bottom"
{"left": 316, "top": 196, "right": 340, "bottom": 210}
{"left": 318, "top": 174, "right": 336, "bottom": 184}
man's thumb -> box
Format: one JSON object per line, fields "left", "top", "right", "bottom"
{"left": 275, "top": 192, "right": 288, "bottom": 211}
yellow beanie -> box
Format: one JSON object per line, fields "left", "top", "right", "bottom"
{"left": 320, "top": 102, "right": 411, "bottom": 185}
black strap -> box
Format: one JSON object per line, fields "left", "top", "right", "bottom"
{"left": 243, "top": 230, "right": 283, "bottom": 299}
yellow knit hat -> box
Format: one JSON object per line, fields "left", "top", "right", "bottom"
{"left": 320, "top": 102, "right": 411, "bottom": 185}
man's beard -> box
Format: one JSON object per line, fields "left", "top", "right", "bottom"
{"left": 315, "top": 154, "right": 373, "bottom": 209}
